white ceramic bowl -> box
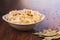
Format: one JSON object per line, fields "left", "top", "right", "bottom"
{"left": 2, "top": 14, "right": 45, "bottom": 30}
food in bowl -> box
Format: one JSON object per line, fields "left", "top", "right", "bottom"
{"left": 2, "top": 9, "right": 45, "bottom": 30}
{"left": 4, "top": 9, "right": 44, "bottom": 25}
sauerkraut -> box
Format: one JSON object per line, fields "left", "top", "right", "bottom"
{"left": 5, "top": 9, "right": 43, "bottom": 24}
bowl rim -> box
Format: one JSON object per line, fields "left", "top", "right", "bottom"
{"left": 2, "top": 13, "right": 45, "bottom": 25}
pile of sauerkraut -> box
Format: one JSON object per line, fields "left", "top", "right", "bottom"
{"left": 5, "top": 9, "right": 43, "bottom": 24}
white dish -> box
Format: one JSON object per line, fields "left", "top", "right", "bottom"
{"left": 2, "top": 13, "right": 45, "bottom": 30}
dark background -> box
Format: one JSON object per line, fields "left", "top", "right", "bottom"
{"left": 0, "top": 0, "right": 22, "bottom": 16}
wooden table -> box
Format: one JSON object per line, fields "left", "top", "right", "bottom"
{"left": 0, "top": 19, "right": 42, "bottom": 40}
